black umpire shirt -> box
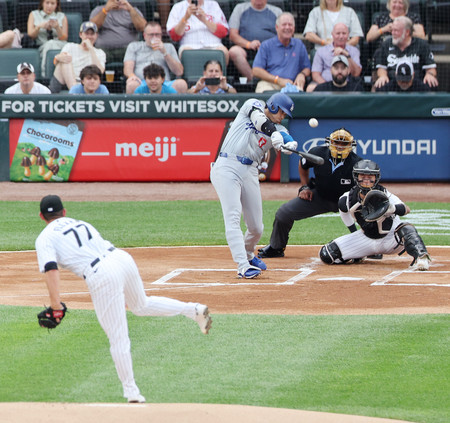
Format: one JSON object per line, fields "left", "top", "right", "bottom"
{"left": 313, "top": 78, "right": 364, "bottom": 92}
{"left": 301, "top": 146, "right": 362, "bottom": 203}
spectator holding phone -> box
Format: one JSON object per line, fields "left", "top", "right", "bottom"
{"left": 188, "top": 59, "right": 236, "bottom": 93}
{"left": 27, "top": 0, "right": 68, "bottom": 76}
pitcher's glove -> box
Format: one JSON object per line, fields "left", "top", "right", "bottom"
{"left": 361, "top": 190, "right": 395, "bottom": 222}
{"left": 37, "top": 302, "right": 67, "bottom": 329}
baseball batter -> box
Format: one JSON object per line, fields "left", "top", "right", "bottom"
{"left": 35, "top": 195, "right": 212, "bottom": 403}
{"left": 210, "top": 93, "right": 297, "bottom": 278}
{"left": 320, "top": 160, "right": 431, "bottom": 270}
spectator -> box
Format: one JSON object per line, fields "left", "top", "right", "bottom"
{"left": 90, "top": 0, "right": 147, "bottom": 63}
{"left": 0, "top": 29, "right": 21, "bottom": 48}
{"left": 366, "top": 0, "right": 426, "bottom": 50}
{"left": 374, "top": 16, "right": 438, "bottom": 90}
{"left": 252, "top": 12, "right": 310, "bottom": 93}
{"left": 49, "top": 22, "right": 106, "bottom": 93}
{"left": 167, "top": 0, "right": 229, "bottom": 64}
{"left": 303, "top": 0, "right": 363, "bottom": 52}
{"left": 312, "top": 55, "right": 364, "bottom": 91}
{"left": 188, "top": 59, "right": 237, "bottom": 93}
{"left": 27, "top": 0, "right": 68, "bottom": 77}
{"left": 4, "top": 63, "right": 51, "bottom": 94}
{"left": 307, "top": 22, "right": 362, "bottom": 92}
{"left": 228, "top": 0, "right": 282, "bottom": 82}
{"left": 124, "top": 22, "right": 187, "bottom": 94}
{"left": 134, "top": 63, "right": 177, "bottom": 94}
{"left": 376, "top": 59, "right": 430, "bottom": 92}
{"left": 69, "top": 65, "right": 109, "bottom": 94}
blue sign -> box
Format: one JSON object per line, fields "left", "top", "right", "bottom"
{"left": 289, "top": 119, "right": 450, "bottom": 181}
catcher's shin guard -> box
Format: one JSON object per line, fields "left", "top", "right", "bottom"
{"left": 320, "top": 241, "right": 346, "bottom": 264}
{"left": 395, "top": 222, "right": 429, "bottom": 264}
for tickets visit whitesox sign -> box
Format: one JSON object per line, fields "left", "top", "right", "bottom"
{"left": 8, "top": 118, "right": 282, "bottom": 182}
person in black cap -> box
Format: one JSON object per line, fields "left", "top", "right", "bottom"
{"left": 376, "top": 59, "right": 431, "bottom": 92}
{"left": 50, "top": 21, "right": 106, "bottom": 93}
{"left": 4, "top": 63, "right": 51, "bottom": 94}
{"left": 35, "top": 194, "right": 212, "bottom": 403}
{"left": 313, "top": 55, "right": 364, "bottom": 92}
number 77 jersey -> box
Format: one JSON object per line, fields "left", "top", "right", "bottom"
{"left": 36, "top": 217, "right": 115, "bottom": 279}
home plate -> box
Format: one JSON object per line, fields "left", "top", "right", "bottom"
{"left": 318, "top": 277, "right": 363, "bottom": 281}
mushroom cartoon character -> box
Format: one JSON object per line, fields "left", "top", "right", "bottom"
{"left": 30, "top": 147, "right": 41, "bottom": 165}
{"left": 36, "top": 156, "right": 47, "bottom": 176}
{"left": 46, "top": 148, "right": 60, "bottom": 167}
{"left": 20, "top": 156, "right": 32, "bottom": 177}
{"left": 44, "top": 164, "right": 59, "bottom": 181}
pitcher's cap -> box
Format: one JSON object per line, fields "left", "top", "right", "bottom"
{"left": 80, "top": 21, "right": 98, "bottom": 33}
{"left": 40, "top": 195, "right": 64, "bottom": 214}
{"left": 17, "top": 62, "right": 34, "bottom": 73}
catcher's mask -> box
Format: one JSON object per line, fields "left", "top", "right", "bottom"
{"left": 325, "top": 128, "right": 356, "bottom": 162}
{"left": 353, "top": 159, "right": 380, "bottom": 194}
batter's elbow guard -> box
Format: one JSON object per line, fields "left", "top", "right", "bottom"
{"left": 250, "top": 107, "right": 276, "bottom": 136}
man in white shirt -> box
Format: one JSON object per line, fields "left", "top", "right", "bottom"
{"left": 49, "top": 21, "right": 106, "bottom": 93}
{"left": 4, "top": 63, "right": 51, "bottom": 94}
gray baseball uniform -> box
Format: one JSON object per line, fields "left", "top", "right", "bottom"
{"left": 210, "top": 98, "right": 289, "bottom": 275}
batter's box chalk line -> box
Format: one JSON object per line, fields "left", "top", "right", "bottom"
{"left": 147, "top": 268, "right": 315, "bottom": 287}
{"left": 371, "top": 270, "right": 450, "bottom": 287}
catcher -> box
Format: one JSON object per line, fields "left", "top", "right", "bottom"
{"left": 319, "top": 159, "right": 431, "bottom": 271}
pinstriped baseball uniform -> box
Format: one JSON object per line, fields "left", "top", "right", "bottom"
{"left": 36, "top": 217, "right": 202, "bottom": 401}
{"left": 210, "top": 98, "right": 288, "bottom": 274}
{"left": 333, "top": 187, "right": 405, "bottom": 259}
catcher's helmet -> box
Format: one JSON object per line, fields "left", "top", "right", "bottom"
{"left": 353, "top": 159, "right": 381, "bottom": 194}
{"left": 325, "top": 128, "right": 356, "bottom": 162}
{"left": 266, "top": 93, "right": 294, "bottom": 118}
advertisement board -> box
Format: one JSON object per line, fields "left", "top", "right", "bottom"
{"left": 288, "top": 119, "right": 450, "bottom": 181}
{"left": 9, "top": 118, "right": 282, "bottom": 182}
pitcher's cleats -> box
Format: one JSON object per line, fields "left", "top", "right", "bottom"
{"left": 249, "top": 256, "right": 267, "bottom": 270}
{"left": 128, "top": 394, "right": 146, "bottom": 403}
{"left": 238, "top": 266, "right": 261, "bottom": 279}
{"left": 257, "top": 245, "right": 285, "bottom": 258}
{"left": 195, "top": 304, "right": 212, "bottom": 334}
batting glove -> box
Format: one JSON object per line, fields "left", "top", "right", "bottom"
{"left": 271, "top": 131, "right": 283, "bottom": 150}
{"left": 281, "top": 141, "right": 298, "bottom": 154}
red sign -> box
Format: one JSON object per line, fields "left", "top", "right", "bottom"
{"left": 9, "top": 119, "right": 281, "bottom": 182}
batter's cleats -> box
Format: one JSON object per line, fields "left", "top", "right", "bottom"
{"left": 249, "top": 256, "right": 267, "bottom": 270}
{"left": 411, "top": 254, "right": 431, "bottom": 271}
{"left": 128, "top": 394, "right": 146, "bottom": 403}
{"left": 257, "top": 245, "right": 285, "bottom": 258}
{"left": 195, "top": 304, "right": 212, "bottom": 334}
{"left": 238, "top": 266, "right": 261, "bottom": 279}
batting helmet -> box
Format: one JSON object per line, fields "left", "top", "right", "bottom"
{"left": 266, "top": 93, "right": 294, "bottom": 118}
{"left": 352, "top": 159, "right": 381, "bottom": 194}
{"left": 325, "top": 128, "right": 356, "bottom": 162}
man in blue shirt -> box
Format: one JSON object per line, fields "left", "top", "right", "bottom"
{"left": 134, "top": 63, "right": 177, "bottom": 94}
{"left": 69, "top": 65, "right": 109, "bottom": 94}
{"left": 252, "top": 12, "right": 311, "bottom": 93}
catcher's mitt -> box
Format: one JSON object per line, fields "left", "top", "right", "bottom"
{"left": 361, "top": 190, "right": 393, "bottom": 222}
{"left": 37, "top": 303, "right": 67, "bottom": 329}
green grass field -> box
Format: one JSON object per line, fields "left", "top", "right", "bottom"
{"left": 0, "top": 200, "right": 449, "bottom": 423}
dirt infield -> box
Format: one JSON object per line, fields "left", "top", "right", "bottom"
{"left": 1, "top": 181, "right": 448, "bottom": 423}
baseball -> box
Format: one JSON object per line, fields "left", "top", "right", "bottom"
{"left": 309, "top": 118, "right": 319, "bottom": 128}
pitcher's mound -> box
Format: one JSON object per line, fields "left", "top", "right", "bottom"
{"left": 1, "top": 403, "right": 416, "bottom": 423}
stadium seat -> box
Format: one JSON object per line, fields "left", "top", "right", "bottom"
{"left": 44, "top": 49, "right": 61, "bottom": 80}
{"left": 11, "top": 0, "right": 39, "bottom": 33}
{"left": 0, "top": 48, "right": 41, "bottom": 80}
{"left": 181, "top": 49, "right": 226, "bottom": 84}
{"left": 66, "top": 12, "right": 83, "bottom": 43}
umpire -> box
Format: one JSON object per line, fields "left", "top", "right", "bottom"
{"left": 258, "top": 127, "right": 362, "bottom": 258}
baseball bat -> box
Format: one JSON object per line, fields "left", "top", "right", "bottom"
{"left": 281, "top": 146, "right": 325, "bottom": 165}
